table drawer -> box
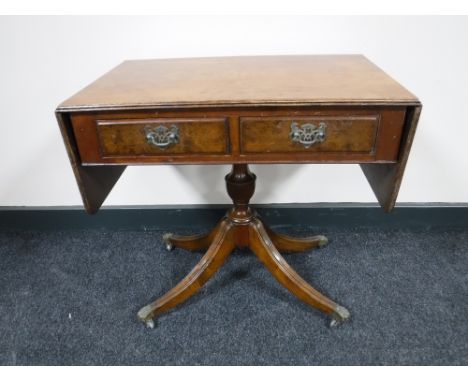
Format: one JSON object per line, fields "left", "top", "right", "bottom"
{"left": 240, "top": 115, "right": 378, "bottom": 153}
{"left": 239, "top": 109, "right": 406, "bottom": 161}
{"left": 72, "top": 116, "right": 230, "bottom": 163}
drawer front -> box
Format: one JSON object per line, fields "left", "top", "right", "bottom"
{"left": 97, "top": 118, "right": 229, "bottom": 156}
{"left": 240, "top": 115, "right": 379, "bottom": 155}
{"left": 72, "top": 114, "right": 231, "bottom": 163}
{"left": 71, "top": 108, "right": 405, "bottom": 164}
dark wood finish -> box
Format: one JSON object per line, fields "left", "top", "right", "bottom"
{"left": 55, "top": 112, "right": 126, "bottom": 214}
{"left": 56, "top": 55, "right": 421, "bottom": 326}
{"left": 240, "top": 115, "right": 379, "bottom": 154}
{"left": 138, "top": 165, "right": 349, "bottom": 327}
{"left": 137, "top": 218, "right": 236, "bottom": 324}
{"left": 360, "top": 105, "right": 422, "bottom": 211}
{"left": 163, "top": 220, "right": 224, "bottom": 252}
{"left": 225, "top": 164, "right": 256, "bottom": 224}
{"left": 79, "top": 117, "right": 229, "bottom": 161}
{"left": 262, "top": 222, "right": 329, "bottom": 253}
{"left": 66, "top": 106, "right": 407, "bottom": 165}
{"left": 248, "top": 219, "right": 337, "bottom": 315}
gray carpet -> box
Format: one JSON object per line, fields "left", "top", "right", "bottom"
{"left": 0, "top": 226, "right": 467, "bottom": 365}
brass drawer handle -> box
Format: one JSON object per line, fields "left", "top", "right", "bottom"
{"left": 290, "top": 122, "right": 327, "bottom": 148}
{"left": 144, "top": 125, "right": 179, "bottom": 149}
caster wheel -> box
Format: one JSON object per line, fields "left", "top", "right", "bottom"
{"left": 145, "top": 319, "right": 155, "bottom": 329}
{"left": 329, "top": 305, "right": 350, "bottom": 328}
{"left": 317, "top": 235, "right": 329, "bottom": 248}
{"left": 137, "top": 306, "right": 156, "bottom": 329}
{"left": 162, "top": 233, "right": 174, "bottom": 251}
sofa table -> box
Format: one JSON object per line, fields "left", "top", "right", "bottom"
{"left": 56, "top": 55, "right": 421, "bottom": 328}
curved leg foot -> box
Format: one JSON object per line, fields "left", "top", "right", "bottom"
{"left": 249, "top": 219, "right": 349, "bottom": 324}
{"left": 163, "top": 220, "right": 224, "bottom": 252}
{"left": 138, "top": 219, "right": 235, "bottom": 324}
{"left": 262, "top": 223, "right": 328, "bottom": 253}
{"left": 329, "top": 305, "right": 351, "bottom": 327}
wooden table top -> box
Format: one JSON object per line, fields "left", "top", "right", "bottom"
{"left": 57, "top": 55, "right": 419, "bottom": 111}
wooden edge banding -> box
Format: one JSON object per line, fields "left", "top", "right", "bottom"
{"left": 360, "top": 104, "right": 422, "bottom": 212}
{"left": 56, "top": 111, "right": 126, "bottom": 214}
{"left": 56, "top": 100, "right": 420, "bottom": 114}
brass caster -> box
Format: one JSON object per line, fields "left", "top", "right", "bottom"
{"left": 145, "top": 319, "right": 155, "bottom": 329}
{"left": 162, "top": 233, "right": 174, "bottom": 251}
{"left": 317, "top": 235, "right": 329, "bottom": 248}
{"left": 329, "top": 305, "right": 350, "bottom": 327}
{"left": 137, "top": 305, "right": 156, "bottom": 329}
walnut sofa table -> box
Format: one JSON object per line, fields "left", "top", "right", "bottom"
{"left": 56, "top": 55, "right": 421, "bottom": 328}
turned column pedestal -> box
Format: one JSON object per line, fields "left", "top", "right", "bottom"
{"left": 137, "top": 164, "right": 350, "bottom": 328}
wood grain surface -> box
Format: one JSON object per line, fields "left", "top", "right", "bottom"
{"left": 57, "top": 55, "right": 418, "bottom": 111}
{"left": 96, "top": 118, "right": 229, "bottom": 156}
{"left": 55, "top": 56, "right": 421, "bottom": 325}
{"left": 56, "top": 55, "right": 421, "bottom": 213}
{"left": 70, "top": 106, "right": 406, "bottom": 165}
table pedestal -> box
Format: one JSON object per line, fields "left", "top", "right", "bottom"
{"left": 137, "top": 164, "right": 350, "bottom": 328}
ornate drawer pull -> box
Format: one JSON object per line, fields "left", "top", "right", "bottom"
{"left": 290, "top": 122, "right": 327, "bottom": 148}
{"left": 144, "top": 125, "right": 179, "bottom": 149}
